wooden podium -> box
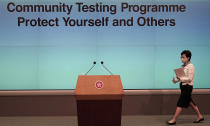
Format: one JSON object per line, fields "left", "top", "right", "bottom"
{"left": 74, "top": 75, "right": 124, "bottom": 126}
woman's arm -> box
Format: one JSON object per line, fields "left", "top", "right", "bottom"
{"left": 178, "top": 64, "right": 194, "bottom": 83}
{"left": 172, "top": 77, "right": 180, "bottom": 83}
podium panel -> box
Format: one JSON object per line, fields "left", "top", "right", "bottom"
{"left": 74, "top": 75, "right": 124, "bottom": 126}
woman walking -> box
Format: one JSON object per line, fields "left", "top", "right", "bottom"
{"left": 167, "top": 50, "right": 204, "bottom": 125}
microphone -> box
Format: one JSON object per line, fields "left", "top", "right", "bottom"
{"left": 85, "top": 61, "right": 96, "bottom": 75}
{"left": 101, "top": 61, "right": 113, "bottom": 75}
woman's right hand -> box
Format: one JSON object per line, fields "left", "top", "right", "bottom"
{"left": 172, "top": 77, "right": 178, "bottom": 83}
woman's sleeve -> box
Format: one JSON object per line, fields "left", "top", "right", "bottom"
{"left": 179, "top": 65, "right": 194, "bottom": 83}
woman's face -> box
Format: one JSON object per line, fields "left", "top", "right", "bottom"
{"left": 181, "top": 54, "right": 189, "bottom": 63}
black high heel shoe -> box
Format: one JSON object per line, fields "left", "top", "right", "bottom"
{"left": 193, "top": 117, "right": 204, "bottom": 123}
{"left": 167, "top": 121, "right": 176, "bottom": 125}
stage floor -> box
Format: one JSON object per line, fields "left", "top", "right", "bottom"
{"left": 0, "top": 115, "right": 209, "bottom": 126}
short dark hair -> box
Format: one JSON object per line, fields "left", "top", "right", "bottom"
{"left": 181, "top": 50, "right": 192, "bottom": 61}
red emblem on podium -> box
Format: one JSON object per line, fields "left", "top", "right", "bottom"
{"left": 95, "top": 80, "right": 104, "bottom": 89}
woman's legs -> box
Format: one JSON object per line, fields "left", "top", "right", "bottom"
{"left": 168, "top": 83, "right": 183, "bottom": 123}
{"left": 169, "top": 102, "right": 203, "bottom": 123}
{"left": 189, "top": 102, "right": 203, "bottom": 120}
{"left": 168, "top": 107, "right": 182, "bottom": 123}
